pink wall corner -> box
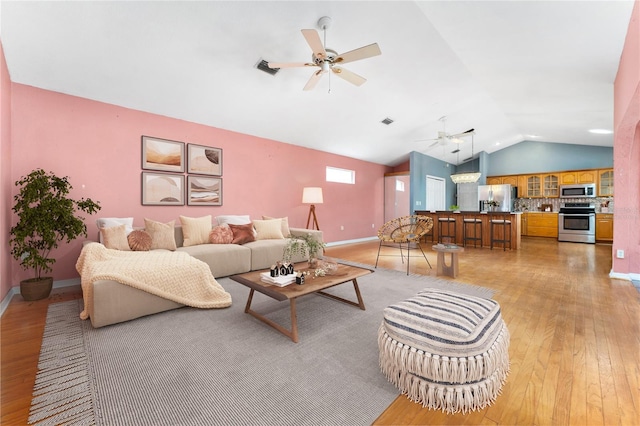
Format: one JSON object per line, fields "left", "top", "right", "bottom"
{"left": 612, "top": 0, "right": 640, "bottom": 277}
{"left": 8, "top": 84, "right": 391, "bottom": 286}
{"left": 1, "top": 40, "right": 13, "bottom": 301}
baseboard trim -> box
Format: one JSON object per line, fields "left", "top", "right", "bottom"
{"left": 326, "top": 236, "right": 378, "bottom": 247}
{"left": 608, "top": 270, "right": 640, "bottom": 282}
{"left": 0, "top": 278, "right": 81, "bottom": 318}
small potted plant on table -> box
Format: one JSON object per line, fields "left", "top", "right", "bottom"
{"left": 283, "top": 233, "right": 326, "bottom": 269}
{"left": 9, "top": 169, "right": 101, "bottom": 301}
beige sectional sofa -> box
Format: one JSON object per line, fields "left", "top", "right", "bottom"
{"left": 85, "top": 224, "right": 323, "bottom": 328}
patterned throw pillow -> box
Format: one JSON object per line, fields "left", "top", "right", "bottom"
{"left": 144, "top": 218, "right": 177, "bottom": 251}
{"left": 127, "top": 230, "right": 152, "bottom": 251}
{"left": 100, "top": 224, "right": 131, "bottom": 251}
{"left": 180, "top": 215, "right": 212, "bottom": 247}
{"left": 228, "top": 223, "right": 256, "bottom": 244}
{"left": 209, "top": 224, "right": 234, "bottom": 244}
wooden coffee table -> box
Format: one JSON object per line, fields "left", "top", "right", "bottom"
{"left": 230, "top": 263, "right": 372, "bottom": 342}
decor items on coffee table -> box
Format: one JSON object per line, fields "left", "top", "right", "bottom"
{"left": 375, "top": 215, "right": 433, "bottom": 275}
{"left": 378, "top": 288, "right": 510, "bottom": 414}
{"left": 230, "top": 262, "right": 371, "bottom": 342}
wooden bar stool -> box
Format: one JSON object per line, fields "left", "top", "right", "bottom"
{"left": 438, "top": 216, "right": 456, "bottom": 243}
{"left": 463, "top": 215, "right": 483, "bottom": 248}
{"left": 490, "top": 218, "right": 512, "bottom": 250}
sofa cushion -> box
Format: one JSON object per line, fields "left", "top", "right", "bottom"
{"left": 253, "top": 219, "right": 285, "bottom": 240}
{"left": 209, "top": 224, "right": 234, "bottom": 244}
{"left": 177, "top": 244, "right": 252, "bottom": 278}
{"left": 127, "top": 230, "right": 152, "bottom": 251}
{"left": 144, "top": 218, "right": 177, "bottom": 251}
{"left": 229, "top": 223, "right": 256, "bottom": 244}
{"left": 100, "top": 224, "right": 131, "bottom": 251}
{"left": 180, "top": 215, "right": 212, "bottom": 247}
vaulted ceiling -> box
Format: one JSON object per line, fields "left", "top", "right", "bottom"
{"left": 1, "top": 1, "right": 634, "bottom": 166}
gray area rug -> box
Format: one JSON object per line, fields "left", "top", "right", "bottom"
{"left": 30, "top": 264, "right": 494, "bottom": 426}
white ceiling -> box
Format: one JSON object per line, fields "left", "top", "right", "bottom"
{"left": 1, "top": 1, "right": 634, "bottom": 167}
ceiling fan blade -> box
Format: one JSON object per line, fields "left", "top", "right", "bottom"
{"left": 268, "top": 62, "right": 315, "bottom": 69}
{"left": 450, "top": 128, "right": 475, "bottom": 138}
{"left": 331, "top": 66, "right": 366, "bottom": 86}
{"left": 301, "top": 29, "right": 326, "bottom": 60}
{"left": 334, "top": 43, "right": 381, "bottom": 65}
{"left": 303, "top": 70, "right": 324, "bottom": 91}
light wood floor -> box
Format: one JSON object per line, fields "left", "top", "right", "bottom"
{"left": 2, "top": 237, "right": 638, "bottom": 425}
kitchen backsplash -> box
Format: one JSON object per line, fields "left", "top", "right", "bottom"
{"left": 515, "top": 197, "right": 613, "bottom": 213}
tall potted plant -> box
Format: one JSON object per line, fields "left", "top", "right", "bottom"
{"left": 9, "top": 169, "right": 101, "bottom": 300}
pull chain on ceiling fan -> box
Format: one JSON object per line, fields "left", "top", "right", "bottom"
{"left": 268, "top": 16, "right": 382, "bottom": 92}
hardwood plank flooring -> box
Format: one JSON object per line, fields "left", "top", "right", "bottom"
{"left": 1, "top": 237, "right": 638, "bottom": 425}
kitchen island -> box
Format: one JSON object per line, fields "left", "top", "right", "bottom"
{"left": 415, "top": 211, "right": 522, "bottom": 250}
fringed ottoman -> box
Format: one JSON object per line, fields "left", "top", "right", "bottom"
{"left": 378, "top": 288, "right": 510, "bottom": 414}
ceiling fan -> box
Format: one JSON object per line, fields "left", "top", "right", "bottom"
{"left": 268, "top": 16, "right": 381, "bottom": 91}
{"left": 417, "top": 116, "right": 475, "bottom": 149}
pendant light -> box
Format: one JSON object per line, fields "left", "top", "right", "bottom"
{"left": 450, "top": 133, "right": 481, "bottom": 184}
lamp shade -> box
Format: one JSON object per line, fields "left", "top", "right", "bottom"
{"left": 302, "top": 187, "right": 323, "bottom": 204}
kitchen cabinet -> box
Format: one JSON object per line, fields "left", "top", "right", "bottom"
{"left": 598, "top": 169, "right": 614, "bottom": 196}
{"left": 525, "top": 212, "right": 558, "bottom": 238}
{"left": 542, "top": 174, "right": 559, "bottom": 197}
{"left": 526, "top": 175, "right": 542, "bottom": 197}
{"left": 521, "top": 212, "right": 528, "bottom": 236}
{"left": 560, "top": 170, "right": 596, "bottom": 185}
{"left": 595, "top": 213, "right": 613, "bottom": 242}
{"left": 485, "top": 175, "right": 524, "bottom": 197}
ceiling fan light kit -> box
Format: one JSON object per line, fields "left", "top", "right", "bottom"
{"left": 268, "top": 16, "right": 381, "bottom": 91}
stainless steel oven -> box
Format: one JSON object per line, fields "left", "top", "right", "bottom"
{"left": 558, "top": 203, "right": 596, "bottom": 243}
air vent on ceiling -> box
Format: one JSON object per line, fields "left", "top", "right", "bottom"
{"left": 380, "top": 117, "right": 394, "bottom": 125}
{"left": 256, "top": 59, "right": 279, "bottom": 75}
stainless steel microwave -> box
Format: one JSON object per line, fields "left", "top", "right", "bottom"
{"left": 560, "top": 183, "right": 596, "bottom": 198}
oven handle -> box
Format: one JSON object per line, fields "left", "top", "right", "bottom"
{"left": 558, "top": 213, "right": 596, "bottom": 217}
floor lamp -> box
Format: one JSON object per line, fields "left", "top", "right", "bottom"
{"left": 303, "top": 187, "right": 323, "bottom": 231}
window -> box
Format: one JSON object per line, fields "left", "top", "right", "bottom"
{"left": 326, "top": 167, "right": 355, "bottom": 184}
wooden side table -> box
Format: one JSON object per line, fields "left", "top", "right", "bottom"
{"left": 432, "top": 244, "right": 464, "bottom": 278}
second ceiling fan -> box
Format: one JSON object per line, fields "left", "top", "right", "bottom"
{"left": 268, "top": 16, "right": 382, "bottom": 91}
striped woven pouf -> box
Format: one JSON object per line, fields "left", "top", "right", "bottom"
{"left": 378, "top": 288, "right": 510, "bottom": 414}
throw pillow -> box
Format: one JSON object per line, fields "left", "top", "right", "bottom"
{"left": 262, "top": 215, "right": 291, "bottom": 237}
{"left": 209, "top": 224, "right": 234, "bottom": 244}
{"left": 144, "top": 218, "right": 177, "bottom": 251}
{"left": 95, "top": 217, "right": 134, "bottom": 243}
{"left": 100, "top": 224, "right": 131, "bottom": 251}
{"left": 228, "top": 223, "right": 256, "bottom": 245}
{"left": 253, "top": 219, "right": 285, "bottom": 240}
{"left": 180, "top": 215, "right": 212, "bottom": 247}
{"left": 127, "top": 230, "right": 152, "bottom": 251}
{"left": 215, "top": 215, "right": 251, "bottom": 226}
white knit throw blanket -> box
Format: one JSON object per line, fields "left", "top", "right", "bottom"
{"left": 76, "top": 243, "right": 232, "bottom": 321}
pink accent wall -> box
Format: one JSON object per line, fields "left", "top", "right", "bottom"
{"left": 6, "top": 84, "right": 390, "bottom": 290}
{"left": 612, "top": 0, "right": 640, "bottom": 276}
{"left": 1, "top": 41, "right": 13, "bottom": 300}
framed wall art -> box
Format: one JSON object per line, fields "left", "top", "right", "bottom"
{"left": 142, "top": 136, "right": 185, "bottom": 173}
{"left": 187, "top": 143, "right": 222, "bottom": 176}
{"left": 141, "top": 172, "right": 185, "bottom": 206}
{"left": 187, "top": 176, "right": 222, "bottom": 206}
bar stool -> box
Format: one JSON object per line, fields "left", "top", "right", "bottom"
{"left": 463, "top": 215, "right": 483, "bottom": 248}
{"left": 438, "top": 216, "right": 457, "bottom": 244}
{"left": 490, "top": 218, "right": 512, "bottom": 250}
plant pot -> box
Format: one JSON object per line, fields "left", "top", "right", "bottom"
{"left": 308, "top": 258, "right": 319, "bottom": 269}
{"left": 20, "top": 277, "right": 53, "bottom": 301}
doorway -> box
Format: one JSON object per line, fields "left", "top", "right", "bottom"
{"left": 426, "top": 175, "right": 446, "bottom": 211}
